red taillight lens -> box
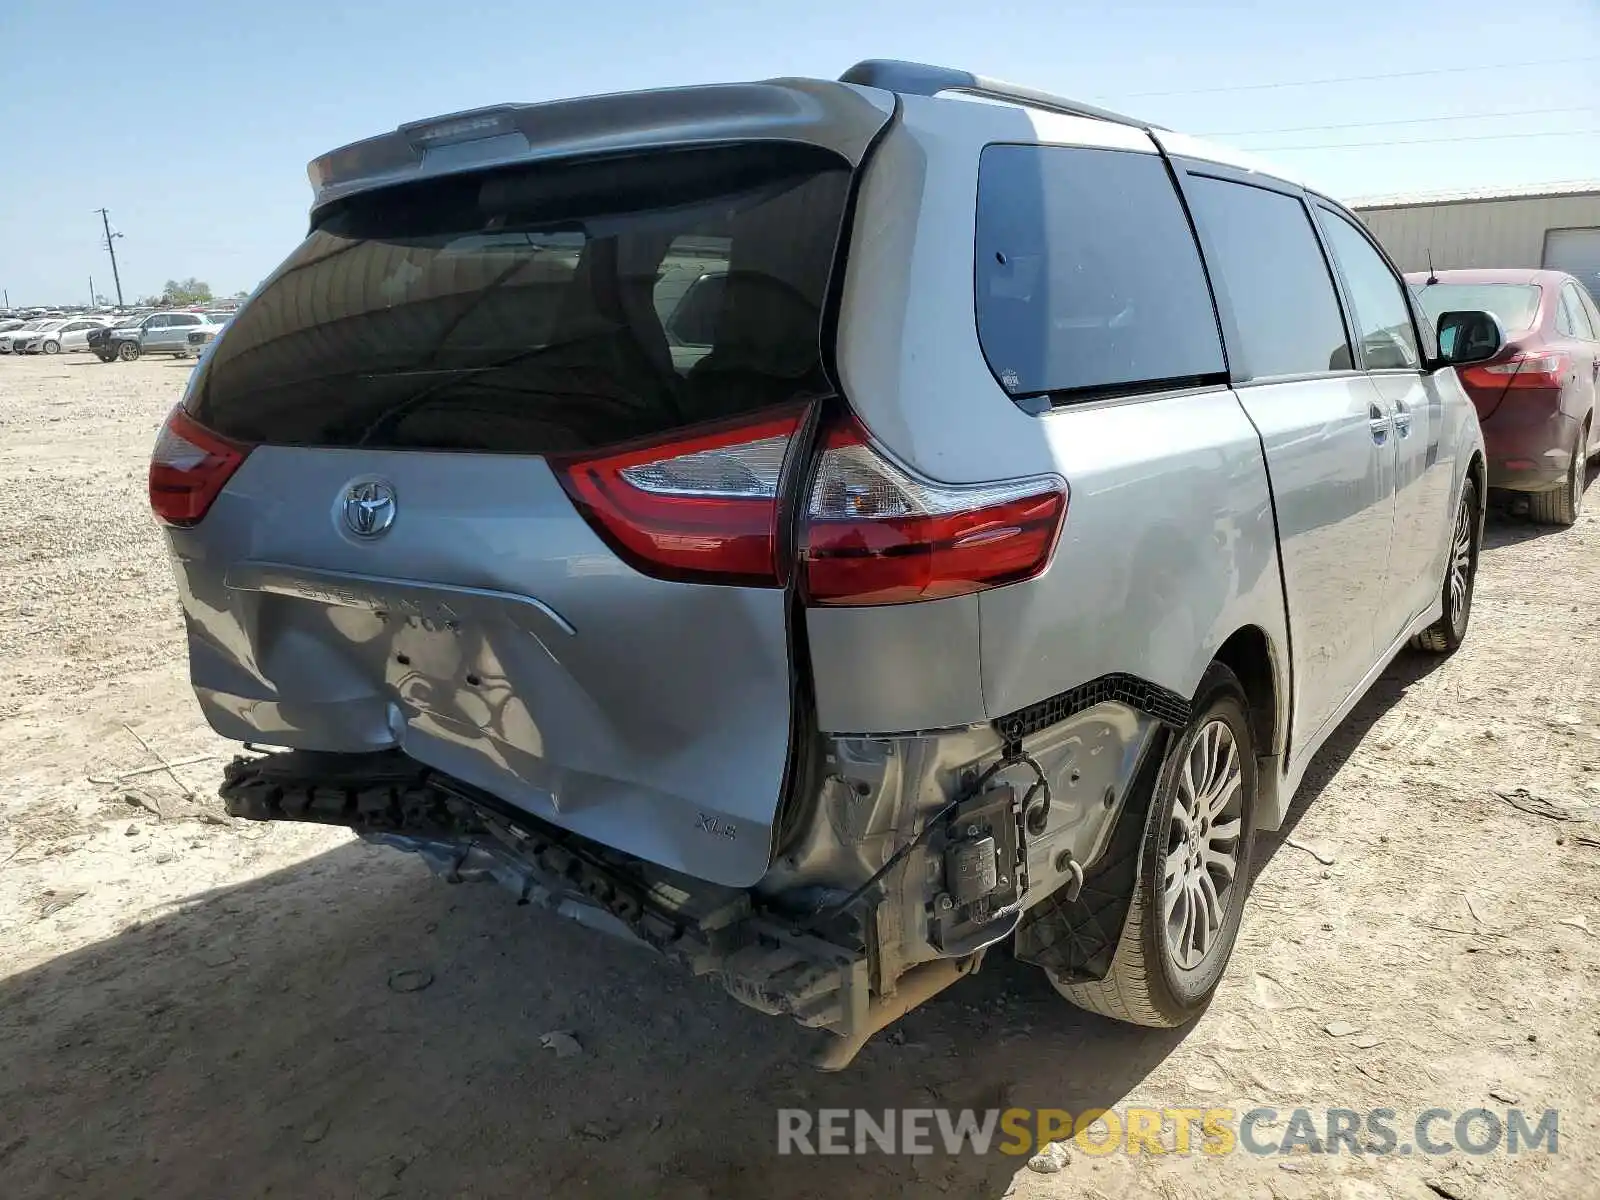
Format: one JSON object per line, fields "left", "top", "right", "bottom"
{"left": 801, "top": 415, "right": 1067, "bottom": 606}
{"left": 553, "top": 408, "right": 804, "bottom": 587}
{"left": 1461, "top": 351, "right": 1569, "bottom": 392}
{"left": 149, "top": 406, "right": 251, "bottom": 526}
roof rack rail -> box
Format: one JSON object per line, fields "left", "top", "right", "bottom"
{"left": 839, "top": 59, "right": 1160, "bottom": 131}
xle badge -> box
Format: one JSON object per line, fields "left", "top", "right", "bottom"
{"left": 695, "top": 813, "right": 737, "bottom": 840}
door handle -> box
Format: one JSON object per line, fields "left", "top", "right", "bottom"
{"left": 1392, "top": 400, "right": 1412, "bottom": 438}
{"left": 1368, "top": 404, "right": 1391, "bottom": 445}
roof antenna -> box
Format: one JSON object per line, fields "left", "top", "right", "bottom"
{"left": 1425, "top": 249, "right": 1439, "bottom": 287}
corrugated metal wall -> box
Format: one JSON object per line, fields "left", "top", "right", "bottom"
{"left": 1353, "top": 192, "right": 1600, "bottom": 273}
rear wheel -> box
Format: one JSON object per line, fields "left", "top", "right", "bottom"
{"left": 1528, "top": 429, "right": 1585, "bottom": 527}
{"left": 1413, "top": 476, "right": 1479, "bottom": 653}
{"left": 1048, "top": 663, "right": 1257, "bottom": 1027}
{"left": 117, "top": 341, "right": 139, "bottom": 362}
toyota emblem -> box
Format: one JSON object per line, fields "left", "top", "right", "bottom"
{"left": 342, "top": 479, "right": 397, "bottom": 538}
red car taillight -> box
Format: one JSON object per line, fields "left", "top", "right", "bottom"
{"left": 149, "top": 406, "right": 252, "bottom": 526}
{"left": 800, "top": 413, "right": 1067, "bottom": 606}
{"left": 553, "top": 407, "right": 806, "bottom": 587}
{"left": 554, "top": 405, "right": 1069, "bottom": 600}
{"left": 1461, "top": 350, "right": 1570, "bottom": 392}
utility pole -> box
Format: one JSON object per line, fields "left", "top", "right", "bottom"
{"left": 89, "top": 275, "right": 95, "bottom": 308}
{"left": 95, "top": 208, "right": 124, "bottom": 307}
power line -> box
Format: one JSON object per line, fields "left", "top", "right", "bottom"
{"left": 1201, "top": 106, "right": 1595, "bottom": 137}
{"left": 1113, "top": 56, "right": 1597, "bottom": 98}
{"left": 1237, "top": 128, "right": 1598, "bottom": 152}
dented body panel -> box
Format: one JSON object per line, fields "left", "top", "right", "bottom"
{"left": 168, "top": 447, "right": 793, "bottom": 888}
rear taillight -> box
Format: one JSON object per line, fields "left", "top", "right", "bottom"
{"left": 553, "top": 408, "right": 805, "bottom": 587}
{"left": 149, "top": 406, "right": 251, "bottom": 526}
{"left": 800, "top": 414, "right": 1066, "bottom": 606}
{"left": 1461, "top": 351, "right": 1570, "bottom": 392}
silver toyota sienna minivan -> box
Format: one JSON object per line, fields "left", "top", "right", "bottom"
{"left": 151, "top": 60, "right": 1500, "bottom": 1066}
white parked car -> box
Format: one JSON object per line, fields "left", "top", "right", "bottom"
{"left": 17, "top": 317, "right": 111, "bottom": 355}
{"left": 0, "top": 318, "right": 59, "bottom": 353}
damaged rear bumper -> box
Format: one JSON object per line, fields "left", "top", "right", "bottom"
{"left": 220, "top": 699, "right": 1165, "bottom": 1063}
{"left": 220, "top": 749, "right": 890, "bottom": 1058}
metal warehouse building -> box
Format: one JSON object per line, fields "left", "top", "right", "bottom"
{"left": 1352, "top": 180, "right": 1600, "bottom": 300}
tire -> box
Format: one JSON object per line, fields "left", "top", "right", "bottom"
{"left": 1413, "top": 475, "right": 1480, "bottom": 654}
{"left": 173, "top": 349, "right": 190, "bottom": 360}
{"left": 116, "top": 341, "right": 139, "bottom": 362}
{"left": 1527, "top": 429, "right": 1585, "bottom": 527}
{"left": 1049, "top": 662, "right": 1258, "bottom": 1027}
{"left": 41, "top": 340, "right": 60, "bottom": 355}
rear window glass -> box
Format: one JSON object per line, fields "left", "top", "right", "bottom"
{"left": 974, "top": 145, "right": 1225, "bottom": 403}
{"left": 189, "top": 145, "right": 851, "bottom": 451}
{"left": 1414, "top": 283, "right": 1541, "bottom": 333}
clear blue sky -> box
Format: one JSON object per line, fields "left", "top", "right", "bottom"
{"left": 1, "top": 0, "right": 1595, "bottom": 306}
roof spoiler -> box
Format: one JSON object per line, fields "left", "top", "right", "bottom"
{"left": 304, "top": 78, "right": 894, "bottom": 217}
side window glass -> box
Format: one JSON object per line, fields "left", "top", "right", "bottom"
{"left": 1562, "top": 284, "right": 1595, "bottom": 339}
{"left": 1576, "top": 290, "right": 1598, "bottom": 339}
{"left": 1317, "top": 209, "right": 1421, "bottom": 370}
{"left": 1555, "top": 287, "right": 1577, "bottom": 337}
{"left": 652, "top": 234, "right": 732, "bottom": 374}
{"left": 974, "top": 144, "right": 1225, "bottom": 403}
{"left": 654, "top": 237, "right": 730, "bottom": 325}
{"left": 1581, "top": 289, "right": 1600, "bottom": 341}
{"left": 665, "top": 275, "right": 726, "bottom": 348}
{"left": 1185, "top": 177, "right": 1352, "bottom": 379}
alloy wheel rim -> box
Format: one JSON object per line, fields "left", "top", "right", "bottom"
{"left": 1162, "top": 718, "right": 1244, "bottom": 971}
{"left": 1449, "top": 496, "right": 1472, "bottom": 623}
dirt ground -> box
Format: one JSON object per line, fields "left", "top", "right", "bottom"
{"left": 2, "top": 352, "right": 1598, "bottom": 1200}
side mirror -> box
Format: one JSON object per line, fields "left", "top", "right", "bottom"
{"left": 1433, "top": 309, "right": 1505, "bottom": 369}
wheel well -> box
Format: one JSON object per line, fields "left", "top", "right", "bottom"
{"left": 1469, "top": 450, "right": 1486, "bottom": 512}
{"left": 1212, "top": 626, "right": 1277, "bottom": 757}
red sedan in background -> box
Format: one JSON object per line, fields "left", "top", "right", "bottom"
{"left": 1410, "top": 268, "right": 1600, "bottom": 526}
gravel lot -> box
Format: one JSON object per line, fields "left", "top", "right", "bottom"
{"left": 2, "top": 353, "right": 1598, "bottom": 1199}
